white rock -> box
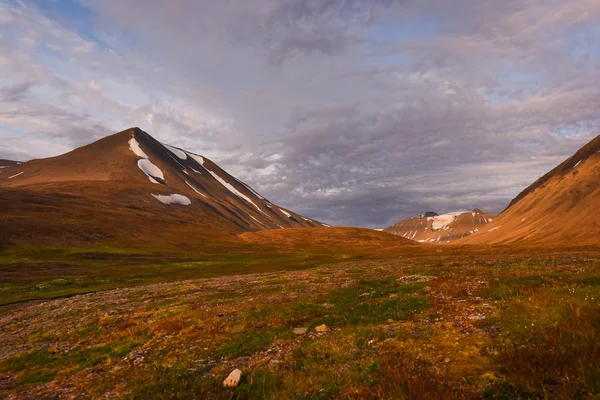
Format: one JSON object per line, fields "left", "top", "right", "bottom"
{"left": 223, "top": 368, "right": 242, "bottom": 388}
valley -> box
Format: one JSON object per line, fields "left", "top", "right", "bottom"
{"left": 1, "top": 131, "right": 599, "bottom": 399}
{"left": 1, "top": 238, "right": 599, "bottom": 399}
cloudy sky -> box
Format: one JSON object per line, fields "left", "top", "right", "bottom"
{"left": 1, "top": 0, "right": 599, "bottom": 227}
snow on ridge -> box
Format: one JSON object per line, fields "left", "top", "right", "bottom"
{"left": 138, "top": 159, "right": 164, "bottom": 184}
{"left": 279, "top": 208, "right": 292, "bottom": 218}
{"left": 203, "top": 164, "right": 267, "bottom": 215}
{"left": 186, "top": 152, "right": 205, "bottom": 166}
{"left": 573, "top": 160, "right": 582, "bottom": 168}
{"left": 234, "top": 177, "right": 266, "bottom": 200}
{"left": 128, "top": 137, "right": 148, "bottom": 159}
{"left": 249, "top": 215, "right": 267, "bottom": 227}
{"left": 152, "top": 194, "right": 191, "bottom": 205}
{"left": 431, "top": 211, "right": 469, "bottom": 230}
{"left": 488, "top": 226, "right": 501, "bottom": 232}
{"left": 163, "top": 143, "right": 188, "bottom": 160}
{"left": 8, "top": 171, "right": 24, "bottom": 179}
{"left": 185, "top": 181, "right": 207, "bottom": 198}
{"left": 322, "top": 223, "right": 331, "bottom": 228}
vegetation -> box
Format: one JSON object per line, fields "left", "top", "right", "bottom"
{"left": 1, "top": 244, "right": 600, "bottom": 398}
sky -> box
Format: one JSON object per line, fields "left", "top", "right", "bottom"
{"left": 0, "top": 0, "right": 599, "bottom": 228}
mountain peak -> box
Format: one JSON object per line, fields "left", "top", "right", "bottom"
{"left": 0, "top": 128, "right": 329, "bottom": 246}
{"left": 461, "top": 134, "right": 600, "bottom": 244}
{"left": 386, "top": 209, "right": 495, "bottom": 243}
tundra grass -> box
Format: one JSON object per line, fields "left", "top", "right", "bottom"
{"left": 2, "top": 253, "right": 600, "bottom": 399}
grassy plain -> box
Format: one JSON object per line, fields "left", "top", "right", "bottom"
{"left": 1, "top": 229, "right": 599, "bottom": 399}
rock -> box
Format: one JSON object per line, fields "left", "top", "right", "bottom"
{"left": 223, "top": 369, "right": 242, "bottom": 388}
{"left": 443, "top": 358, "right": 451, "bottom": 363}
{"left": 314, "top": 324, "right": 330, "bottom": 333}
{"left": 396, "top": 275, "right": 435, "bottom": 285}
{"left": 385, "top": 319, "right": 395, "bottom": 324}
{"left": 293, "top": 327, "right": 309, "bottom": 335}
{"left": 0, "top": 375, "right": 14, "bottom": 390}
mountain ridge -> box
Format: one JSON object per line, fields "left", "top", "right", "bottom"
{"left": 460, "top": 135, "right": 600, "bottom": 244}
{"left": 0, "top": 127, "right": 326, "bottom": 247}
{"left": 384, "top": 209, "right": 496, "bottom": 243}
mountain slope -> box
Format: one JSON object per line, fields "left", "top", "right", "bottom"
{"left": 460, "top": 135, "right": 600, "bottom": 244}
{"left": 0, "top": 159, "right": 20, "bottom": 169}
{"left": 385, "top": 209, "right": 495, "bottom": 243}
{"left": 0, "top": 128, "right": 326, "bottom": 247}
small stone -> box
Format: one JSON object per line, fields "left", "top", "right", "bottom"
{"left": 386, "top": 319, "right": 395, "bottom": 324}
{"left": 223, "top": 369, "right": 242, "bottom": 388}
{"left": 443, "top": 358, "right": 451, "bottom": 363}
{"left": 293, "top": 327, "right": 309, "bottom": 335}
{"left": 314, "top": 324, "right": 330, "bottom": 333}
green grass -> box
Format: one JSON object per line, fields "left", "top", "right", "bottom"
{"left": 0, "top": 241, "right": 382, "bottom": 305}
{"left": 488, "top": 283, "right": 600, "bottom": 398}
{"left": 3, "top": 250, "right": 600, "bottom": 398}
{"left": 216, "top": 328, "right": 296, "bottom": 358}
{"left": 214, "top": 277, "right": 429, "bottom": 360}
{"left": 1, "top": 333, "right": 150, "bottom": 386}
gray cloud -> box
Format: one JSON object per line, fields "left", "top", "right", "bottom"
{"left": 1, "top": 0, "right": 599, "bottom": 227}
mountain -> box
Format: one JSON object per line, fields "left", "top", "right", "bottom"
{"left": 384, "top": 209, "right": 496, "bottom": 243}
{"left": 0, "top": 159, "right": 20, "bottom": 168}
{"left": 0, "top": 127, "right": 326, "bottom": 248}
{"left": 460, "top": 135, "right": 600, "bottom": 244}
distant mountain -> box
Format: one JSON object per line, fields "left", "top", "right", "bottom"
{"left": 0, "top": 128, "right": 326, "bottom": 247}
{"left": 0, "top": 159, "right": 20, "bottom": 168}
{"left": 384, "top": 209, "right": 495, "bottom": 243}
{"left": 460, "top": 135, "right": 600, "bottom": 244}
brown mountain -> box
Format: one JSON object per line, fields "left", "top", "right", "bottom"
{"left": 0, "top": 159, "right": 20, "bottom": 168}
{"left": 384, "top": 209, "right": 496, "bottom": 243}
{"left": 460, "top": 135, "right": 600, "bottom": 244}
{"left": 0, "top": 127, "right": 326, "bottom": 248}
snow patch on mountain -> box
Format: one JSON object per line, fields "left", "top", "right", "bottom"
{"left": 152, "top": 194, "right": 191, "bottom": 205}
{"left": 163, "top": 144, "right": 188, "bottom": 160}
{"left": 186, "top": 152, "right": 205, "bottom": 166}
{"left": 234, "top": 177, "right": 266, "bottom": 200}
{"left": 128, "top": 137, "right": 148, "bottom": 159}
{"left": 431, "top": 212, "right": 468, "bottom": 230}
{"left": 8, "top": 171, "right": 24, "bottom": 179}
{"left": 138, "top": 159, "right": 164, "bottom": 183}
{"left": 185, "top": 181, "right": 207, "bottom": 198}
{"left": 203, "top": 165, "right": 266, "bottom": 214}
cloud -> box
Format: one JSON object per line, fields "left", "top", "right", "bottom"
{"left": 0, "top": 0, "right": 599, "bottom": 227}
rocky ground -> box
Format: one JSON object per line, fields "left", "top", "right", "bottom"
{"left": 1, "top": 253, "right": 600, "bottom": 399}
